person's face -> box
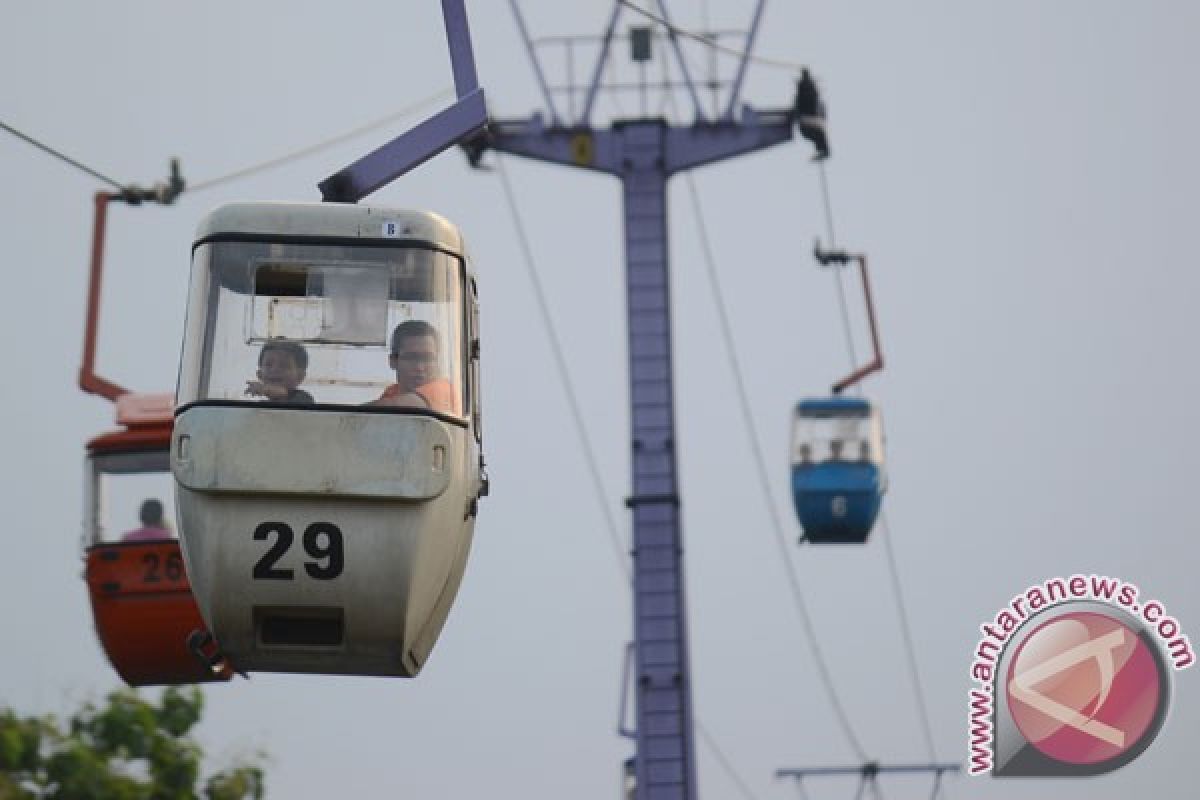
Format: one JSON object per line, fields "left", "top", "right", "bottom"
{"left": 389, "top": 334, "right": 439, "bottom": 390}
{"left": 258, "top": 349, "right": 305, "bottom": 389}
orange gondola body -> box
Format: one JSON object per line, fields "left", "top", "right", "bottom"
{"left": 83, "top": 395, "right": 230, "bottom": 686}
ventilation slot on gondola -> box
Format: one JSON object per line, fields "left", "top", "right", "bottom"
{"left": 256, "top": 607, "right": 345, "bottom": 648}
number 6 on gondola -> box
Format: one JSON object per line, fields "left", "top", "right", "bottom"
{"left": 172, "top": 203, "right": 487, "bottom": 678}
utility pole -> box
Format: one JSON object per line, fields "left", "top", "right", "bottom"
{"left": 472, "top": 3, "right": 811, "bottom": 797}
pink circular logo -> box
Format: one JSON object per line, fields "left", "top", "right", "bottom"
{"left": 1006, "top": 611, "right": 1164, "bottom": 766}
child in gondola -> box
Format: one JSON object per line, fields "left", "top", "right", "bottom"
{"left": 245, "top": 339, "right": 314, "bottom": 403}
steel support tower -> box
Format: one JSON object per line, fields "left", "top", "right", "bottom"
{"left": 478, "top": 4, "right": 802, "bottom": 797}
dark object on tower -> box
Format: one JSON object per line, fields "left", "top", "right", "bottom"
{"left": 794, "top": 68, "right": 830, "bottom": 160}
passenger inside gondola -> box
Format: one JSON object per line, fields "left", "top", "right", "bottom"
{"left": 244, "top": 340, "right": 314, "bottom": 404}
{"left": 184, "top": 239, "right": 468, "bottom": 414}
{"left": 121, "top": 498, "right": 173, "bottom": 542}
{"left": 373, "top": 320, "right": 459, "bottom": 415}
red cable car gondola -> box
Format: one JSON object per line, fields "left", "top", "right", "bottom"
{"left": 78, "top": 187, "right": 229, "bottom": 685}
{"left": 83, "top": 394, "right": 230, "bottom": 686}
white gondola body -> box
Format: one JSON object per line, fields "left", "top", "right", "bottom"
{"left": 172, "top": 203, "right": 484, "bottom": 676}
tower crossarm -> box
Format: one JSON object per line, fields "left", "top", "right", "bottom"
{"left": 663, "top": 108, "right": 793, "bottom": 174}
{"left": 483, "top": 106, "right": 795, "bottom": 177}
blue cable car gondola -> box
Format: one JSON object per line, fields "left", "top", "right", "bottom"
{"left": 791, "top": 396, "right": 886, "bottom": 543}
{"left": 792, "top": 246, "right": 887, "bottom": 544}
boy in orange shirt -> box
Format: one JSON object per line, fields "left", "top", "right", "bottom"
{"left": 374, "top": 320, "right": 459, "bottom": 415}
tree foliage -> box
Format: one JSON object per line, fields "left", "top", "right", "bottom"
{"left": 0, "top": 688, "right": 263, "bottom": 800}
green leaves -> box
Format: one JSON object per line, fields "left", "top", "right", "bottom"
{"left": 0, "top": 711, "right": 45, "bottom": 774}
{"left": 155, "top": 689, "right": 203, "bottom": 740}
{"left": 204, "top": 762, "right": 265, "bottom": 800}
{"left": 0, "top": 690, "right": 263, "bottom": 800}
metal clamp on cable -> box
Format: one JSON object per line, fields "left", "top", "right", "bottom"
{"left": 813, "top": 239, "right": 856, "bottom": 267}
{"left": 118, "top": 158, "right": 186, "bottom": 205}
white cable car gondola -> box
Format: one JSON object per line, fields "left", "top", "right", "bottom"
{"left": 172, "top": 202, "right": 486, "bottom": 676}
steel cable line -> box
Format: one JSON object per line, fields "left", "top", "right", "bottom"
{"left": 495, "top": 155, "right": 630, "bottom": 580}
{"left": 817, "top": 162, "right": 860, "bottom": 368}
{"left": 877, "top": 517, "right": 938, "bottom": 763}
{"left": 6, "top": 90, "right": 450, "bottom": 198}
{"left": 494, "top": 155, "right": 762, "bottom": 800}
{"left": 681, "top": 171, "right": 869, "bottom": 762}
{"left": 814, "top": 160, "right": 943, "bottom": 769}
{"left": 188, "top": 89, "right": 452, "bottom": 193}
{"left": 696, "top": 725, "right": 761, "bottom": 800}
{"left": 617, "top": 0, "right": 803, "bottom": 72}
{"left": 1, "top": 120, "right": 125, "bottom": 189}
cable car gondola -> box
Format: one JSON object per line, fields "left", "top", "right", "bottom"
{"left": 84, "top": 394, "right": 232, "bottom": 685}
{"left": 792, "top": 246, "right": 887, "bottom": 544}
{"left": 172, "top": 202, "right": 486, "bottom": 677}
{"left": 78, "top": 186, "right": 229, "bottom": 685}
{"left": 791, "top": 396, "right": 886, "bottom": 543}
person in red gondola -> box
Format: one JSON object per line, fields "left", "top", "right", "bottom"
{"left": 372, "top": 320, "right": 460, "bottom": 415}
{"left": 122, "top": 498, "right": 173, "bottom": 542}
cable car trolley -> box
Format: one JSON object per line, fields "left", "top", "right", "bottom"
{"left": 791, "top": 245, "right": 888, "bottom": 544}
{"left": 76, "top": 182, "right": 232, "bottom": 685}
{"left": 173, "top": 202, "right": 485, "bottom": 676}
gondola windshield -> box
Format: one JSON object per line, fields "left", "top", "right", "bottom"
{"left": 85, "top": 449, "right": 174, "bottom": 546}
{"left": 178, "top": 241, "right": 465, "bottom": 416}
{"left": 791, "top": 401, "right": 884, "bottom": 467}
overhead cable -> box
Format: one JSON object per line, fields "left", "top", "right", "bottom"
{"left": 815, "top": 160, "right": 942, "bottom": 767}
{"left": 1, "top": 120, "right": 125, "bottom": 189}
{"left": 617, "top": 0, "right": 803, "bottom": 72}
{"left": 697, "top": 725, "right": 760, "bottom": 800}
{"left": 495, "top": 156, "right": 762, "bottom": 800}
{"left": 6, "top": 90, "right": 451, "bottom": 199}
{"left": 817, "top": 161, "right": 860, "bottom": 368}
{"left": 495, "top": 155, "right": 630, "bottom": 580}
{"left": 188, "top": 89, "right": 452, "bottom": 193}
{"left": 682, "top": 171, "right": 869, "bottom": 761}
{"left": 880, "top": 512, "right": 938, "bottom": 761}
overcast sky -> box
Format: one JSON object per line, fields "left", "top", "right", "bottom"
{"left": 2, "top": 2, "right": 1197, "bottom": 798}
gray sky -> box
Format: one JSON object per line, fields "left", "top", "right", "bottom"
{"left": 2, "top": 2, "right": 1197, "bottom": 798}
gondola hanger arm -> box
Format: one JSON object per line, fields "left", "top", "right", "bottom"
{"left": 813, "top": 240, "right": 884, "bottom": 394}
{"left": 318, "top": 0, "right": 488, "bottom": 203}
{"left": 80, "top": 160, "right": 185, "bottom": 402}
